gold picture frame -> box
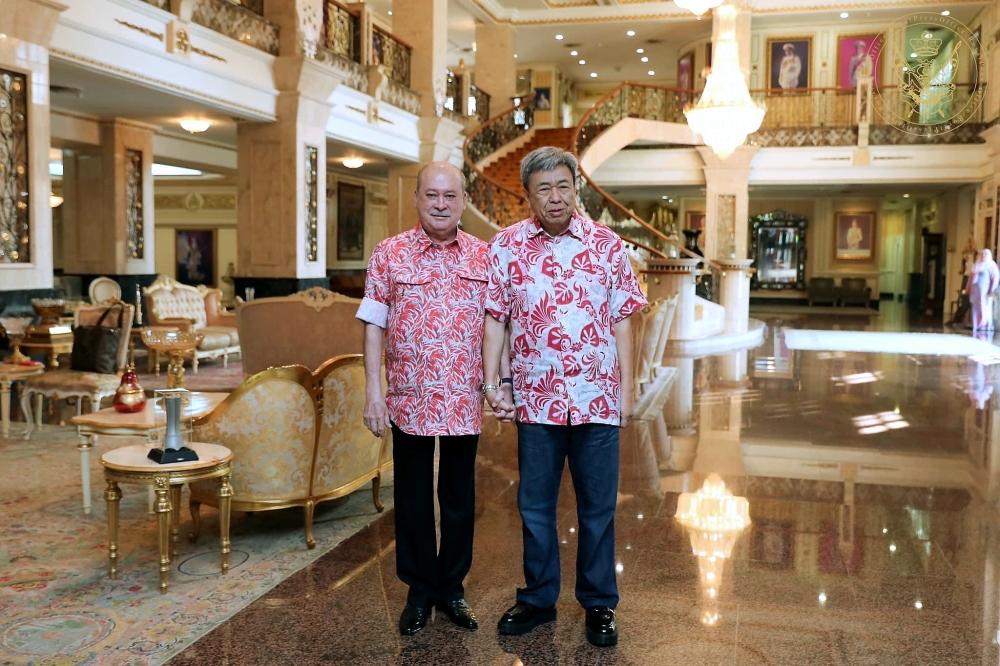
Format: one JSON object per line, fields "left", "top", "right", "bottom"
{"left": 766, "top": 36, "right": 812, "bottom": 93}
{"left": 834, "top": 212, "right": 876, "bottom": 261}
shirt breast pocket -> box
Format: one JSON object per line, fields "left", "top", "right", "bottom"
{"left": 393, "top": 273, "right": 433, "bottom": 305}
{"left": 455, "top": 269, "right": 488, "bottom": 302}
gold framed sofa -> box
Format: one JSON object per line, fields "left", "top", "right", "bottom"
{"left": 188, "top": 355, "right": 392, "bottom": 549}
{"left": 144, "top": 275, "right": 240, "bottom": 371}
{"left": 235, "top": 287, "right": 364, "bottom": 376}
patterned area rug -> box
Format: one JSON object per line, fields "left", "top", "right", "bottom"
{"left": 0, "top": 427, "right": 392, "bottom": 666}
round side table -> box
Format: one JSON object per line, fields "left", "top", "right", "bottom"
{"left": 101, "top": 442, "right": 233, "bottom": 594}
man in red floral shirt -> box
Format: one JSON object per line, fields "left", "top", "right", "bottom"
{"left": 357, "top": 161, "right": 496, "bottom": 637}
{"left": 482, "top": 147, "right": 647, "bottom": 647}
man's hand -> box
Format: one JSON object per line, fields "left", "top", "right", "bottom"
{"left": 620, "top": 389, "right": 634, "bottom": 428}
{"left": 486, "top": 387, "right": 516, "bottom": 423}
{"left": 364, "top": 391, "right": 391, "bottom": 438}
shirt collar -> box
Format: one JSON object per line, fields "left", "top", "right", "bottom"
{"left": 413, "top": 224, "right": 464, "bottom": 253}
{"left": 527, "top": 211, "right": 587, "bottom": 240}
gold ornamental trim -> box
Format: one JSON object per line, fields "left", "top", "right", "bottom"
{"left": 115, "top": 19, "right": 164, "bottom": 42}
{"left": 192, "top": 46, "right": 227, "bottom": 63}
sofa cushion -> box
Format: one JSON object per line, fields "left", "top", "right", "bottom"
{"left": 199, "top": 327, "right": 236, "bottom": 351}
{"left": 149, "top": 288, "right": 208, "bottom": 328}
{"left": 24, "top": 371, "right": 120, "bottom": 394}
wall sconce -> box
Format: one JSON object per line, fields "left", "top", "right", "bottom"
{"left": 49, "top": 193, "right": 63, "bottom": 208}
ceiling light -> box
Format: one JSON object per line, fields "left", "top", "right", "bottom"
{"left": 472, "top": 41, "right": 477, "bottom": 52}
{"left": 555, "top": 34, "right": 564, "bottom": 40}
{"left": 903, "top": 193, "right": 910, "bottom": 198}
{"left": 674, "top": 0, "right": 723, "bottom": 18}
{"left": 514, "top": 54, "right": 518, "bottom": 58}
{"left": 627, "top": 30, "right": 636, "bottom": 36}
{"left": 941, "top": 9, "right": 950, "bottom": 15}
{"left": 915, "top": 600, "right": 923, "bottom": 609}
{"left": 49, "top": 193, "right": 63, "bottom": 208}
{"left": 637, "top": 48, "right": 644, "bottom": 54}
{"left": 571, "top": 50, "right": 578, "bottom": 56}
{"left": 840, "top": 11, "right": 849, "bottom": 18}
{"left": 179, "top": 118, "right": 211, "bottom": 133}
{"left": 662, "top": 195, "right": 669, "bottom": 199}
{"left": 668, "top": 198, "right": 674, "bottom": 202}
{"left": 342, "top": 157, "right": 364, "bottom": 169}
{"left": 648, "top": 70, "right": 655, "bottom": 76}
{"left": 590, "top": 72, "right": 597, "bottom": 78}
{"left": 910, "top": 52, "right": 918, "bottom": 58}
{"left": 641, "top": 56, "right": 649, "bottom": 62}
{"left": 579, "top": 59, "right": 586, "bottom": 64}
{"left": 388, "top": 9, "right": 392, "bottom": 14}
{"left": 818, "top": 592, "right": 828, "bottom": 603}
{"left": 152, "top": 164, "right": 203, "bottom": 176}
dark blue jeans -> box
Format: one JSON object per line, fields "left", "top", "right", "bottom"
{"left": 515, "top": 422, "right": 620, "bottom": 610}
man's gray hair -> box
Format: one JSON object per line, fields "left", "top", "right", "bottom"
{"left": 415, "top": 162, "right": 468, "bottom": 192}
{"left": 520, "top": 146, "right": 578, "bottom": 191}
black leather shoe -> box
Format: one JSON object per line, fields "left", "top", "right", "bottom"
{"left": 436, "top": 598, "right": 479, "bottom": 630}
{"left": 585, "top": 606, "right": 618, "bottom": 647}
{"left": 497, "top": 601, "right": 557, "bottom": 635}
{"left": 399, "top": 604, "right": 432, "bottom": 636}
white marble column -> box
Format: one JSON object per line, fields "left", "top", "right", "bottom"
{"left": 716, "top": 259, "right": 753, "bottom": 333}
{"left": 663, "top": 356, "right": 697, "bottom": 471}
{"left": 697, "top": 146, "right": 756, "bottom": 261}
{"left": 645, "top": 258, "right": 701, "bottom": 340}
{"left": 473, "top": 22, "right": 517, "bottom": 110}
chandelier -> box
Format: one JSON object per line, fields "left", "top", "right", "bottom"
{"left": 684, "top": 3, "right": 766, "bottom": 160}
{"left": 674, "top": 0, "right": 723, "bottom": 18}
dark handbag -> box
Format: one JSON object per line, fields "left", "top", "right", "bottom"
{"left": 71, "top": 303, "right": 125, "bottom": 374}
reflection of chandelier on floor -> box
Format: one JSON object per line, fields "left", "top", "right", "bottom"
{"left": 676, "top": 473, "right": 751, "bottom": 625}
{"left": 684, "top": 2, "right": 766, "bottom": 160}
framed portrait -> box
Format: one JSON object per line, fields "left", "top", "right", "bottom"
{"left": 834, "top": 212, "right": 876, "bottom": 260}
{"left": 836, "top": 34, "right": 879, "bottom": 89}
{"left": 766, "top": 37, "right": 811, "bottom": 92}
{"left": 337, "top": 181, "right": 366, "bottom": 262}
{"left": 751, "top": 522, "right": 794, "bottom": 569}
{"left": 175, "top": 229, "right": 215, "bottom": 286}
{"left": 677, "top": 51, "right": 695, "bottom": 105}
{"left": 686, "top": 211, "right": 705, "bottom": 231}
{"left": 533, "top": 87, "right": 552, "bottom": 110}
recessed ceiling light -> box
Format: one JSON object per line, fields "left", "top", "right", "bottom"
{"left": 647, "top": 70, "right": 655, "bottom": 76}
{"left": 179, "top": 118, "right": 211, "bottom": 133}
{"left": 590, "top": 72, "right": 597, "bottom": 78}
{"left": 637, "top": 48, "right": 644, "bottom": 54}
{"left": 840, "top": 11, "right": 849, "bottom": 17}
{"left": 388, "top": 10, "right": 392, "bottom": 14}
{"left": 555, "top": 34, "right": 564, "bottom": 40}
{"left": 668, "top": 198, "right": 674, "bottom": 202}
{"left": 661, "top": 195, "right": 668, "bottom": 199}
{"left": 342, "top": 157, "right": 364, "bottom": 169}
{"left": 903, "top": 193, "right": 910, "bottom": 198}
{"left": 627, "top": 30, "right": 636, "bottom": 36}
{"left": 641, "top": 56, "right": 649, "bottom": 62}
{"left": 914, "top": 600, "right": 923, "bottom": 609}
{"left": 910, "top": 52, "right": 918, "bottom": 58}
{"left": 514, "top": 54, "right": 518, "bottom": 58}
{"left": 579, "top": 59, "right": 586, "bottom": 64}
{"left": 941, "top": 9, "right": 950, "bottom": 15}
{"left": 570, "top": 50, "right": 578, "bottom": 56}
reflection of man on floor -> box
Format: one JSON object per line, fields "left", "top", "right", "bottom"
{"left": 846, "top": 220, "right": 863, "bottom": 250}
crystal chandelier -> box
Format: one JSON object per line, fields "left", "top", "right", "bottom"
{"left": 684, "top": 3, "right": 766, "bottom": 160}
{"left": 674, "top": 0, "right": 723, "bottom": 18}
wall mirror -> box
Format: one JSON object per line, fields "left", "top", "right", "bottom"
{"left": 750, "top": 211, "right": 808, "bottom": 290}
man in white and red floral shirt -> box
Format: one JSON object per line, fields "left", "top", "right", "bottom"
{"left": 482, "top": 147, "right": 646, "bottom": 648}
{"left": 357, "top": 162, "right": 497, "bottom": 637}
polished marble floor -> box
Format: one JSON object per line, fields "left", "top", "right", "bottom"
{"left": 169, "top": 304, "right": 1000, "bottom": 665}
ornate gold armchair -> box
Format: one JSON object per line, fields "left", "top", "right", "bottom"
{"left": 20, "top": 300, "right": 134, "bottom": 438}
{"left": 235, "top": 287, "right": 363, "bottom": 376}
{"left": 188, "top": 355, "right": 391, "bottom": 549}
{"left": 144, "top": 275, "right": 240, "bottom": 372}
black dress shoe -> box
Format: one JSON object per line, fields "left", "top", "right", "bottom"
{"left": 497, "top": 601, "right": 557, "bottom": 635}
{"left": 585, "top": 606, "right": 618, "bottom": 647}
{"left": 399, "top": 604, "right": 432, "bottom": 636}
{"left": 435, "top": 598, "right": 479, "bottom": 630}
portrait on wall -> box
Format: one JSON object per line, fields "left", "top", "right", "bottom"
{"left": 175, "top": 229, "right": 215, "bottom": 286}
{"left": 533, "top": 87, "right": 552, "bottom": 110}
{"left": 767, "top": 37, "right": 811, "bottom": 92}
{"left": 686, "top": 210, "right": 705, "bottom": 231}
{"left": 836, "top": 34, "right": 878, "bottom": 89}
{"left": 834, "top": 212, "right": 876, "bottom": 260}
{"left": 337, "top": 182, "right": 366, "bottom": 262}
{"left": 677, "top": 51, "right": 695, "bottom": 105}
{"left": 751, "top": 522, "right": 794, "bottom": 569}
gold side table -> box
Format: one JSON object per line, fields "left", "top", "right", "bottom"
{"left": 101, "top": 442, "right": 233, "bottom": 594}
{"left": 0, "top": 363, "right": 44, "bottom": 438}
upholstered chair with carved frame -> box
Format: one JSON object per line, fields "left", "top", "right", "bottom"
{"left": 88, "top": 276, "right": 122, "bottom": 304}
{"left": 20, "top": 299, "right": 134, "bottom": 438}
{"left": 188, "top": 355, "right": 390, "bottom": 549}
{"left": 144, "top": 275, "right": 239, "bottom": 372}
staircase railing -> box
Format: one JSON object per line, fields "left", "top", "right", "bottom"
{"left": 462, "top": 95, "right": 536, "bottom": 229}
{"left": 572, "top": 83, "right": 718, "bottom": 275}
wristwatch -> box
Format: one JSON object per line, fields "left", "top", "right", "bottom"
{"left": 480, "top": 383, "right": 499, "bottom": 395}
{"left": 500, "top": 378, "right": 513, "bottom": 386}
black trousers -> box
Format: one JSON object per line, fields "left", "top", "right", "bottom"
{"left": 391, "top": 423, "right": 478, "bottom": 607}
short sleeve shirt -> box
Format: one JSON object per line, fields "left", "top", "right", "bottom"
{"left": 357, "top": 226, "right": 489, "bottom": 436}
{"left": 485, "top": 212, "right": 647, "bottom": 426}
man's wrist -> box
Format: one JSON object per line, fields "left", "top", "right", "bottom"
{"left": 480, "top": 383, "right": 500, "bottom": 395}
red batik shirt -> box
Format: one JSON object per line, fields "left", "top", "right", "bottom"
{"left": 357, "top": 226, "right": 489, "bottom": 436}
{"left": 485, "top": 212, "right": 647, "bottom": 426}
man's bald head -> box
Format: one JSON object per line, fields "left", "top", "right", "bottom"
{"left": 415, "top": 162, "right": 468, "bottom": 194}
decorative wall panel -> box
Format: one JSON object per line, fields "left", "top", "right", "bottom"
{"left": 305, "top": 146, "right": 319, "bottom": 262}
{"left": 0, "top": 69, "right": 30, "bottom": 264}
{"left": 125, "top": 148, "right": 144, "bottom": 259}
{"left": 191, "top": 0, "right": 279, "bottom": 55}
{"left": 717, "top": 194, "right": 736, "bottom": 259}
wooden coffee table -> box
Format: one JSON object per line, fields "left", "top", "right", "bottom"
{"left": 71, "top": 392, "right": 228, "bottom": 514}
{"left": 0, "top": 362, "right": 44, "bottom": 437}
{"left": 102, "top": 441, "right": 233, "bottom": 594}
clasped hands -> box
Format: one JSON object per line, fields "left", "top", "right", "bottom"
{"left": 486, "top": 386, "right": 515, "bottom": 423}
